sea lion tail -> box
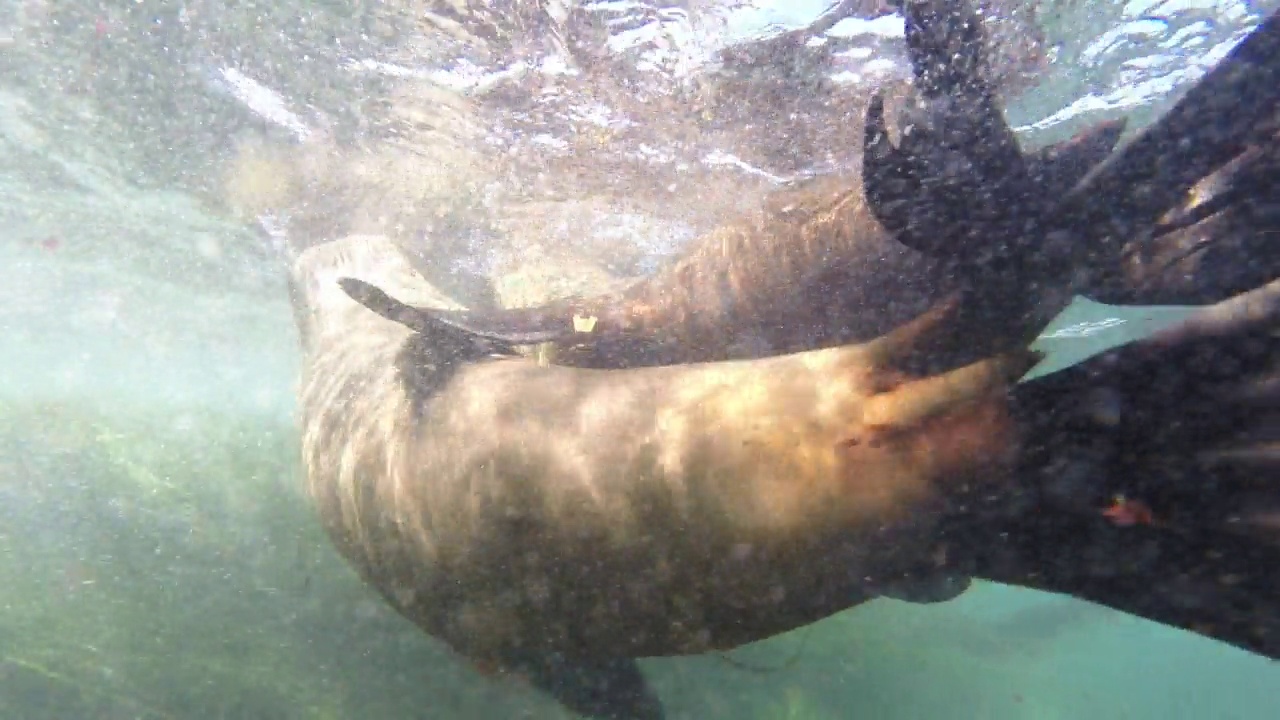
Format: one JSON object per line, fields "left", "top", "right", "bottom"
{"left": 958, "top": 279, "right": 1280, "bottom": 661}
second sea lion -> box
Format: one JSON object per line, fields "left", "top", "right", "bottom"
{"left": 334, "top": 0, "right": 1131, "bottom": 371}
{"left": 348, "top": 117, "right": 1124, "bottom": 370}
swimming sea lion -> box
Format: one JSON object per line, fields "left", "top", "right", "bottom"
{"left": 361, "top": 125, "right": 1125, "bottom": 367}
{"left": 293, "top": 233, "right": 1035, "bottom": 720}
{"left": 332, "top": 4, "right": 1129, "bottom": 371}
{"left": 292, "top": 6, "right": 1280, "bottom": 719}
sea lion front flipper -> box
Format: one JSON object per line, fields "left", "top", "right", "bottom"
{"left": 338, "top": 276, "right": 442, "bottom": 335}
{"left": 510, "top": 654, "right": 665, "bottom": 720}
{"left": 964, "top": 279, "right": 1280, "bottom": 660}
{"left": 425, "top": 305, "right": 598, "bottom": 346}
{"left": 338, "top": 277, "right": 575, "bottom": 345}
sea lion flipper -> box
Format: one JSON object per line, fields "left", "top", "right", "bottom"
{"left": 339, "top": 276, "right": 574, "bottom": 346}
{"left": 425, "top": 306, "right": 591, "bottom": 345}
{"left": 978, "top": 278, "right": 1280, "bottom": 660}
{"left": 337, "top": 276, "right": 440, "bottom": 334}
{"left": 1056, "top": 6, "right": 1280, "bottom": 239}
{"left": 863, "top": 0, "right": 1035, "bottom": 265}
{"left": 1024, "top": 118, "right": 1128, "bottom": 200}
{"left": 513, "top": 654, "right": 664, "bottom": 720}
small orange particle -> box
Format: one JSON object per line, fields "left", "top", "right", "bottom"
{"left": 1101, "top": 496, "right": 1156, "bottom": 527}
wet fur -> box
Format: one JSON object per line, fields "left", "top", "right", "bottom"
{"left": 288, "top": 7, "right": 1280, "bottom": 719}
{"left": 293, "top": 235, "right": 1030, "bottom": 715}
{"left": 370, "top": 116, "right": 1125, "bottom": 372}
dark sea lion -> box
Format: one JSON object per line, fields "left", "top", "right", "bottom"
{"left": 294, "top": 234, "right": 1035, "bottom": 720}
{"left": 347, "top": 0, "right": 1142, "bottom": 373}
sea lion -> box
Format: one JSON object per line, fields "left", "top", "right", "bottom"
{"left": 292, "top": 6, "right": 1280, "bottom": 720}
{"left": 293, "top": 233, "right": 1035, "bottom": 720}
{"left": 347, "top": 123, "right": 1124, "bottom": 369}
{"left": 332, "top": 16, "right": 1128, "bottom": 370}
{"left": 348, "top": 1, "right": 1280, "bottom": 370}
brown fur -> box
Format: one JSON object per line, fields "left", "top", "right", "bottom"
{"left": 293, "top": 235, "right": 1028, "bottom": 670}
{"left": 398, "top": 114, "right": 1128, "bottom": 370}
{"left": 576, "top": 173, "right": 949, "bottom": 360}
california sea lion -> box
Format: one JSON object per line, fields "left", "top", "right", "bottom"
{"left": 293, "top": 6, "right": 1280, "bottom": 719}
{"left": 297, "top": 247, "right": 1280, "bottom": 720}
{"left": 354, "top": 120, "right": 1123, "bottom": 370}
{"left": 293, "top": 233, "right": 1034, "bottom": 719}
{"left": 332, "top": 7, "right": 1130, "bottom": 371}
{"left": 349, "top": 1, "right": 1280, "bottom": 370}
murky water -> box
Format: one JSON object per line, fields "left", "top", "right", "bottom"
{"left": 1, "top": 1, "right": 1277, "bottom": 718}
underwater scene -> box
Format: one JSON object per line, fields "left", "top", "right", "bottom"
{"left": 2, "top": 0, "right": 1279, "bottom": 718}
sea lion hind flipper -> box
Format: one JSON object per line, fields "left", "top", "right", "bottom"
{"left": 338, "top": 276, "right": 573, "bottom": 349}
{"left": 863, "top": 0, "right": 1034, "bottom": 264}
{"left": 1024, "top": 118, "right": 1128, "bottom": 200}
{"left": 971, "top": 280, "right": 1280, "bottom": 660}
{"left": 514, "top": 654, "right": 665, "bottom": 720}
{"left": 881, "top": 574, "right": 973, "bottom": 604}
{"left": 1051, "top": 5, "right": 1280, "bottom": 268}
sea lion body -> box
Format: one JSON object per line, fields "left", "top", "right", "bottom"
{"left": 395, "top": 118, "right": 1127, "bottom": 370}
{"left": 293, "top": 234, "right": 1026, "bottom": 715}
{"left": 288, "top": 6, "right": 1280, "bottom": 719}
